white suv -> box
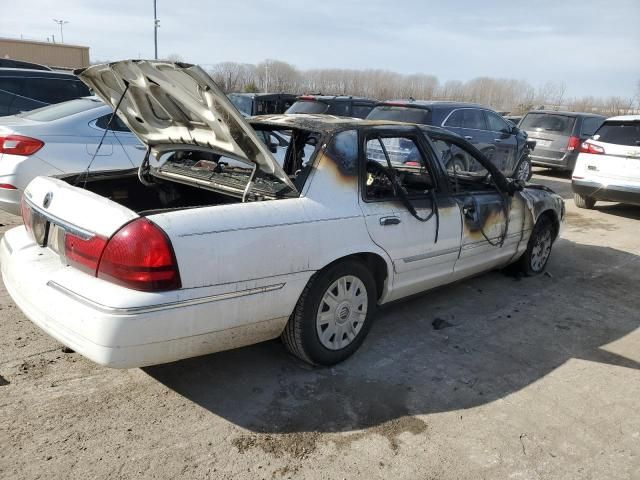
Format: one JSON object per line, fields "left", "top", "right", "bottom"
{"left": 572, "top": 115, "right": 640, "bottom": 209}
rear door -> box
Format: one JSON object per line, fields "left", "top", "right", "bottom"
{"left": 443, "top": 108, "right": 494, "bottom": 160}
{"left": 94, "top": 113, "right": 146, "bottom": 168}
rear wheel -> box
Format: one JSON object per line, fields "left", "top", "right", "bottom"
{"left": 574, "top": 192, "right": 596, "bottom": 209}
{"left": 282, "top": 260, "right": 377, "bottom": 366}
{"left": 517, "top": 215, "right": 555, "bottom": 276}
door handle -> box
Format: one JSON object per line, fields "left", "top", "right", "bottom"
{"left": 464, "top": 135, "right": 473, "bottom": 140}
{"left": 134, "top": 145, "right": 146, "bottom": 150}
{"left": 380, "top": 216, "right": 401, "bottom": 226}
{"left": 493, "top": 139, "right": 502, "bottom": 143}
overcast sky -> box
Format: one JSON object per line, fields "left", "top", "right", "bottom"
{"left": 2, "top": 0, "right": 639, "bottom": 98}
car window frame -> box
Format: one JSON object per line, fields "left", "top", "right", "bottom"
{"left": 423, "top": 130, "right": 510, "bottom": 196}
{"left": 484, "top": 110, "right": 512, "bottom": 134}
{"left": 442, "top": 107, "right": 489, "bottom": 132}
{"left": 358, "top": 125, "right": 442, "bottom": 204}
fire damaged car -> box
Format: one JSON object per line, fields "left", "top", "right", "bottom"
{"left": 1, "top": 61, "right": 565, "bottom": 368}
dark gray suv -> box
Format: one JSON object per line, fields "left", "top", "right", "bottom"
{"left": 519, "top": 111, "right": 605, "bottom": 171}
{"left": 367, "top": 100, "right": 534, "bottom": 180}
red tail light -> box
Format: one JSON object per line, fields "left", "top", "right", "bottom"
{"left": 0, "top": 134, "right": 44, "bottom": 156}
{"left": 579, "top": 141, "right": 605, "bottom": 155}
{"left": 0, "top": 183, "right": 17, "bottom": 189}
{"left": 97, "top": 218, "right": 181, "bottom": 292}
{"left": 567, "top": 136, "right": 580, "bottom": 151}
{"left": 65, "top": 233, "right": 108, "bottom": 275}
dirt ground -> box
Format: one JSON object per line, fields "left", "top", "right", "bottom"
{"left": 0, "top": 169, "right": 638, "bottom": 480}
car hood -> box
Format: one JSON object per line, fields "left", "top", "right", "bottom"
{"left": 75, "top": 60, "right": 297, "bottom": 193}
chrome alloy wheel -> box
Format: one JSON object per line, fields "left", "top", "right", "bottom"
{"left": 531, "top": 228, "right": 552, "bottom": 271}
{"left": 516, "top": 159, "right": 531, "bottom": 181}
{"left": 316, "top": 275, "right": 368, "bottom": 350}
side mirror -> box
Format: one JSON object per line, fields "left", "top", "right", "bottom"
{"left": 268, "top": 142, "right": 278, "bottom": 154}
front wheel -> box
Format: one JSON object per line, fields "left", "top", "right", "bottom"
{"left": 574, "top": 192, "right": 596, "bottom": 209}
{"left": 282, "top": 260, "right": 377, "bottom": 366}
{"left": 517, "top": 215, "right": 555, "bottom": 275}
{"left": 514, "top": 157, "right": 532, "bottom": 181}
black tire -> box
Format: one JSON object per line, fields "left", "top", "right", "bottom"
{"left": 448, "top": 155, "right": 466, "bottom": 173}
{"left": 282, "top": 260, "right": 377, "bottom": 366}
{"left": 517, "top": 215, "right": 555, "bottom": 276}
{"left": 514, "top": 157, "right": 532, "bottom": 181}
{"left": 574, "top": 192, "right": 596, "bottom": 209}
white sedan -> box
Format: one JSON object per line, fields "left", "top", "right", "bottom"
{"left": 1, "top": 61, "right": 565, "bottom": 368}
{"left": 0, "top": 97, "right": 146, "bottom": 215}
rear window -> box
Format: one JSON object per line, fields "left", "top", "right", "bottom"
{"left": 19, "top": 98, "right": 103, "bottom": 121}
{"left": 366, "top": 105, "right": 431, "bottom": 124}
{"left": 593, "top": 121, "right": 640, "bottom": 147}
{"left": 581, "top": 117, "right": 604, "bottom": 137}
{"left": 520, "top": 113, "right": 575, "bottom": 135}
{"left": 286, "top": 100, "right": 330, "bottom": 114}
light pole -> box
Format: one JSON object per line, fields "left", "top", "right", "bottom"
{"left": 52, "top": 19, "right": 68, "bottom": 43}
{"left": 153, "top": 0, "right": 160, "bottom": 59}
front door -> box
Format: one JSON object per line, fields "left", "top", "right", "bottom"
{"left": 358, "top": 127, "right": 462, "bottom": 300}
{"left": 430, "top": 135, "right": 524, "bottom": 278}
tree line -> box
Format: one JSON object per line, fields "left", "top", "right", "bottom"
{"left": 207, "top": 59, "right": 639, "bottom": 116}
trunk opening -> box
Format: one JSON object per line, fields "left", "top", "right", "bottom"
{"left": 61, "top": 169, "right": 242, "bottom": 215}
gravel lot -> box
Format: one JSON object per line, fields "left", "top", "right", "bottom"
{"left": 1, "top": 169, "right": 638, "bottom": 480}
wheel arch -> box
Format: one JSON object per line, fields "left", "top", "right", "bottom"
{"left": 314, "top": 251, "right": 391, "bottom": 302}
{"left": 537, "top": 208, "right": 560, "bottom": 241}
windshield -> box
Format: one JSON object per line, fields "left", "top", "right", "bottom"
{"left": 18, "top": 97, "right": 103, "bottom": 121}
{"left": 286, "top": 100, "right": 330, "bottom": 114}
{"left": 228, "top": 94, "right": 253, "bottom": 116}
{"left": 520, "top": 113, "right": 575, "bottom": 135}
{"left": 154, "top": 125, "right": 322, "bottom": 199}
{"left": 593, "top": 121, "right": 640, "bottom": 147}
{"left": 367, "top": 105, "right": 431, "bottom": 124}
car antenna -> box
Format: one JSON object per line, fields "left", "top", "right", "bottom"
{"left": 75, "top": 81, "right": 131, "bottom": 188}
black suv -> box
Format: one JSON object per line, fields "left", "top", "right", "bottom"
{"left": 0, "top": 68, "right": 91, "bottom": 116}
{"left": 519, "top": 110, "right": 606, "bottom": 171}
{"left": 228, "top": 93, "right": 297, "bottom": 117}
{"left": 285, "top": 95, "right": 376, "bottom": 118}
{"left": 367, "top": 100, "right": 534, "bottom": 180}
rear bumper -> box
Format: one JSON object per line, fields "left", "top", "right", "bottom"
{"left": 0, "top": 227, "right": 305, "bottom": 368}
{"left": 572, "top": 179, "right": 640, "bottom": 206}
{"left": 531, "top": 152, "right": 576, "bottom": 170}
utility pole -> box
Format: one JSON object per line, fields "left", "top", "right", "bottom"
{"left": 52, "top": 19, "right": 68, "bottom": 43}
{"left": 264, "top": 62, "right": 269, "bottom": 93}
{"left": 153, "top": 0, "right": 160, "bottom": 59}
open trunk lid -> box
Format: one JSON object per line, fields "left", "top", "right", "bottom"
{"left": 75, "top": 60, "right": 297, "bottom": 195}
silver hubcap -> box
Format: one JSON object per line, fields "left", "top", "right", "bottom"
{"left": 517, "top": 160, "right": 530, "bottom": 181}
{"left": 531, "top": 228, "right": 552, "bottom": 271}
{"left": 316, "top": 275, "right": 368, "bottom": 350}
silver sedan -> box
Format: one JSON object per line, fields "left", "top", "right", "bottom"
{"left": 0, "top": 97, "right": 146, "bottom": 215}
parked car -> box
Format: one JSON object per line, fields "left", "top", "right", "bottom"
{"left": 285, "top": 95, "right": 376, "bottom": 118}
{"left": 227, "top": 92, "right": 297, "bottom": 116}
{"left": 0, "top": 59, "right": 51, "bottom": 71}
{"left": 572, "top": 115, "right": 640, "bottom": 208}
{"left": 1, "top": 60, "right": 564, "bottom": 369}
{"left": 0, "top": 68, "right": 91, "bottom": 116}
{"left": 366, "top": 100, "right": 534, "bottom": 181}
{"left": 0, "top": 97, "right": 145, "bottom": 215}
{"left": 519, "top": 110, "right": 605, "bottom": 172}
